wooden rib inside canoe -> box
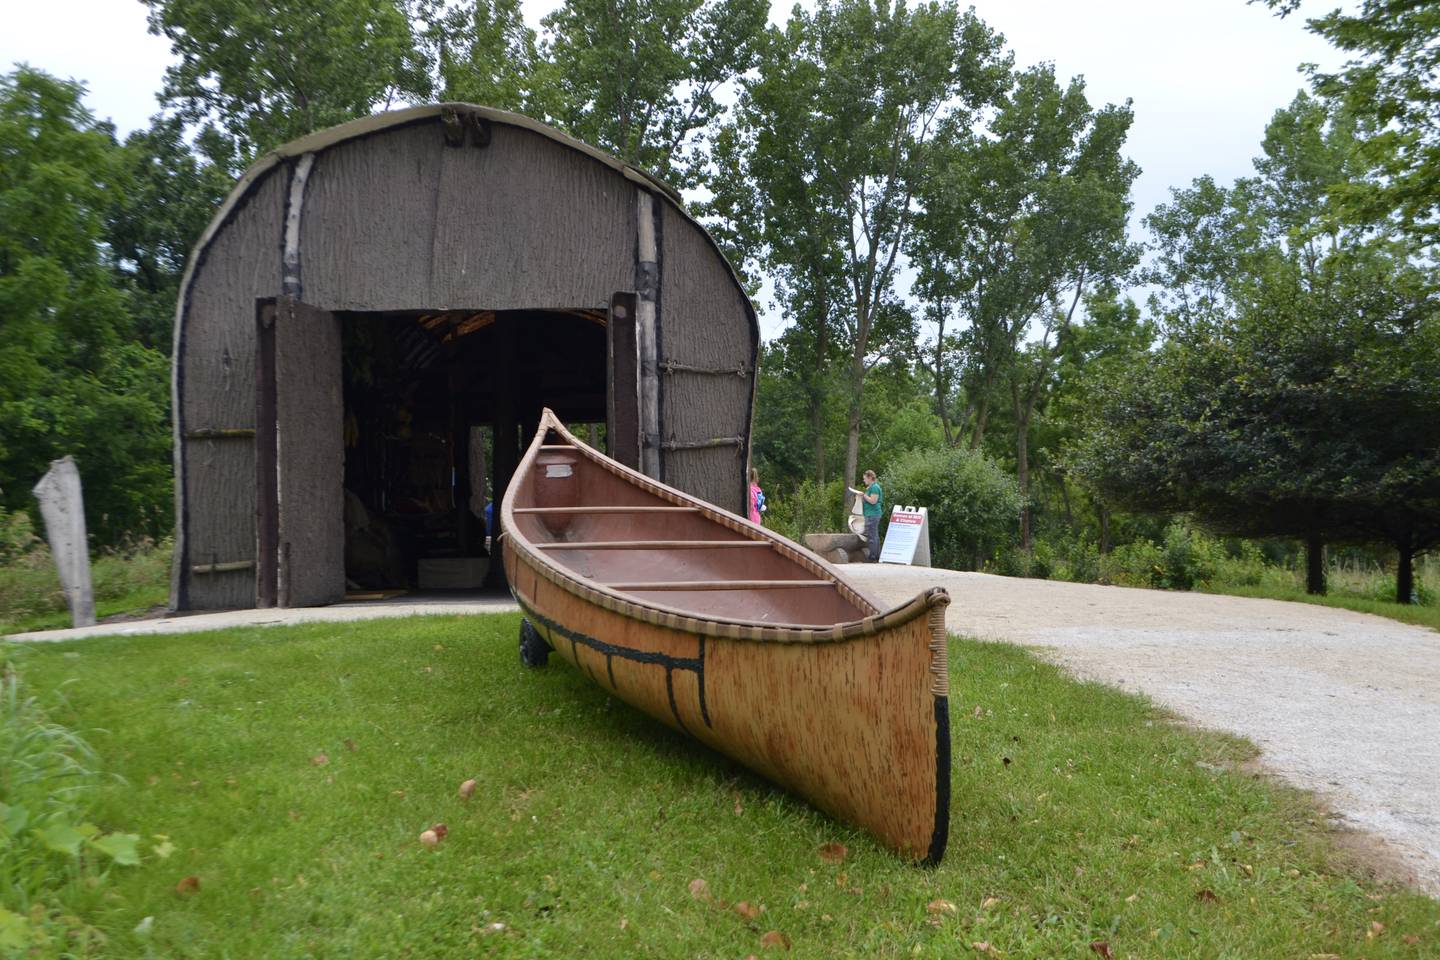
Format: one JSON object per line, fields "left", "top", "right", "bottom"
{"left": 501, "top": 410, "right": 952, "bottom": 863}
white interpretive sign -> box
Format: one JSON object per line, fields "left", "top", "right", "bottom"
{"left": 879, "top": 505, "right": 931, "bottom": 567}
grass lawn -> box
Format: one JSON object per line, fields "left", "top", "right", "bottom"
{"left": 9, "top": 615, "right": 1440, "bottom": 958}
{"left": 1199, "top": 583, "right": 1440, "bottom": 634}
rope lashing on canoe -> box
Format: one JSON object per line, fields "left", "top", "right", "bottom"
{"left": 928, "top": 598, "right": 950, "bottom": 697}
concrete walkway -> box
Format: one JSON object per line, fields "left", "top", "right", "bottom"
{"left": 10, "top": 565, "right": 1438, "bottom": 894}
{"left": 4, "top": 592, "right": 519, "bottom": 643}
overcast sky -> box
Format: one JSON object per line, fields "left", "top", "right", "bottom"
{"left": 4, "top": 0, "right": 1346, "bottom": 335}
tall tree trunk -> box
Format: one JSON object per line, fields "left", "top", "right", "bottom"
{"left": 1397, "top": 538, "right": 1416, "bottom": 605}
{"left": 1304, "top": 534, "right": 1326, "bottom": 595}
{"left": 810, "top": 312, "right": 829, "bottom": 484}
{"left": 1057, "top": 475, "right": 1074, "bottom": 528}
{"left": 1097, "top": 499, "right": 1111, "bottom": 554}
{"left": 843, "top": 373, "right": 863, "bottom": 512}
{"left": 969, "top": 393, "right": 992, "bottom": 451}
{"left": 810, "top": 389, "right": 826, "bottom": 485}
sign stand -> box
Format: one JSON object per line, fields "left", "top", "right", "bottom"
{"left": 879, "top": 505, "right": 931, "bottom": 567}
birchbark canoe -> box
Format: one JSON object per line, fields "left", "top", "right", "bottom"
{"left": 501, "top": 409, "right": 952, "bottom": 862}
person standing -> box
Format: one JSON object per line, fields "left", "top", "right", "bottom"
{"left": 748, "top": 468, "right": 767, "bottom": 525}
{"left": 861, "top": 469, "right": 883, "bottom": 561}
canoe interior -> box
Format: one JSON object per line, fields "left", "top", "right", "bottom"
{"left": 508, "top": 442, "right": 875, "bottom": 627}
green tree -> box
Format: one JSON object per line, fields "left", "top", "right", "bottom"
{"left": 533, "top": 0, "right": 768, "bottom": 188}
{"left": 1259, "top": 0, "right": 1440, "bottom": 242}
{"left": 0, "top": 68, "right": 174, "bottom": 544}
{"left": 142, "top": 0, "right": 433, "bottom": 164}
{"left": 430, "top": 0, "right": 538, "bottom": 111}
{"left": 720, "top": 0, "right": 1008, "bottom": 504}
{"left": 107, "top": 116, "right": 232, "bottom": 351}
{"left": 911, "top": 64, "right": 1140, "bottom": 547}
{"left": 1078, "top": 95, "right": 1440, "bottom": 602}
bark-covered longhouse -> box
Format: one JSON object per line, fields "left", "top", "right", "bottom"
{"left": 172, "top": 104, "right": 759, "bottom": 611}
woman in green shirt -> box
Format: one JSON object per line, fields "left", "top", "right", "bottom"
{"left": 861, "top": 469, "right": 883, "bottom": 561}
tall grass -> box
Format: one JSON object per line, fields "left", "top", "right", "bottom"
{"left": 0, "top": 647, "right": 144, "bottom": 955}
{"left": 0, "top": 510, "right": 171, "bottom": 634}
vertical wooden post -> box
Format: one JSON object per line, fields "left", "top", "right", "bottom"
{"left": 636, "top": 189, "right": 661, "bottom": 479}
{"left": 255, "top": 300, "right": 279, "bottom": 608}
{"left": 32, "top": 456, "right": 95, "bottom": 628}
{"left": 607, "top": 292, "right": 640, "bottom": 469}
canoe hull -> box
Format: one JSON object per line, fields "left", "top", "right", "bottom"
{"left": 504, "top": 543, "right": 951, "bottom": 862}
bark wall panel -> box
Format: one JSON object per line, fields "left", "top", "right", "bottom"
{"left": 657, "top": 202, "right": 754, "bottom": 514}
{"left": 664, "top": 445, "right": 748, "bottom": 516}
{"left": 179, "top": 169, "right": 285, "bottom": 609}
{"left": 300, "top": 122, "right": 633, "bottom": 312}
{"left": 299, "top": 127, "right": 443, "bottom": 310}
{"left": 429, "top": 125, "right": 634, "bottom": 310}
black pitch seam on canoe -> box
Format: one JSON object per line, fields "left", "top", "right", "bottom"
{"left": 516, "top": 599, "right": 712, "bottom": 731}
{"left": 927, "top": 695, "right": 951, "bottom": 866}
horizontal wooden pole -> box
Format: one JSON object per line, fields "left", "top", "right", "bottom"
{"left": 513, "top": 506, "right": 699, "bottom": 515}
{"left": 538, "top": 540, "right": 769, "bottom": 550}
{"left": 185, "top": 428, "right": 256, "bottom": 440}
{"left": 604, "top": 579, "right": 834, "bottom": 591}
{"left": 191, "top": 560, "right": 255, "bottom": 574}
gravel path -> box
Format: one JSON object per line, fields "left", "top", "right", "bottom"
{"left": 847, "top": 565, "right": 1440, "bottom": 894}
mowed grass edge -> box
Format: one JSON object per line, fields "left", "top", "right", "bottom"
{"left": 10, "top": 614, "right": 1439, "bottom": 958}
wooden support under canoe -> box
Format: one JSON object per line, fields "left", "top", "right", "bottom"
{"left": 501, "top": 409, "right": 953, "bottom": 863}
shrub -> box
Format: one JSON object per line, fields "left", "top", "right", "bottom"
{"left": 886, "top": 446, "right": 1021, "bottom": 571}
{"left": 764, "top": 479, "right": 849, "bottom": 544}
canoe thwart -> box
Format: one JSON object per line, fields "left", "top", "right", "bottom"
{"left": 537, "top": 539, "right": 773, "bottom": 550}
{"left": 513, "top": 506, "right": 701, "bottom": 515}
{"left": 602, "top": 579, "right": 835, "bottom": 591}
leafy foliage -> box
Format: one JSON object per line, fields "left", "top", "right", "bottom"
{"left": 534, "top": 0, "right": 768, "bottom": 189}
{"left": 0, "top": 68, "right": 175, "bottom": 546}
{"left": 885, "top": 444, "right": 1020, "bottom": 570}
{"left": 1259, "top": 0, "right": 1440, "bottom": 241}
{"left": 141, "top": 0, "right": 433, "bottom": 164}
{"left": 0, "top": 648, "right": 143, "bottom": 954}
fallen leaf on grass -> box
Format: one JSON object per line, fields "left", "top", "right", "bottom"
{"left": 971, "top": 942, "right": 998, "bottom": 955}
{"left": 430, "top": 823, "right": 449, "bottom": 840}
{"left": 311, "top": 753, "right": 329, "bottom": 767}
{"left": 344, "top": 738, "right": 357, "bottom": 752}
{"left": 926, "top": 899, "right": 958, "bottom": 917}
{"left": 980, "top": 896, "right": 1000, "bottom": 909}
{"left": 1090, "top": 941, "right": 1113, "bottom": 958}
{"left": 1195, "top": 889, "right": 1219, "bottom": 903}
{"left": 459, "top": 778, "right": 477, "bottom": 801}
{"left": 733, "top": 901, "right": 761, "bottom": 921}
{"left": 175, "top": 875, "right": 200, "bottom": 896}
{"left": 759, "top": 930, "right": 790, "bottom": 950}
{"left": 689, "top": 878, "right": 709, "bottom": 901}
{"left": 1402, "top": 934, "right": 1420, "bottom": 945}
{"left": 817, "top": 843, "right": 848, "bottom": 865}
{"left": 1367, "top": 921, "right": 1385, "bottom": 939}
